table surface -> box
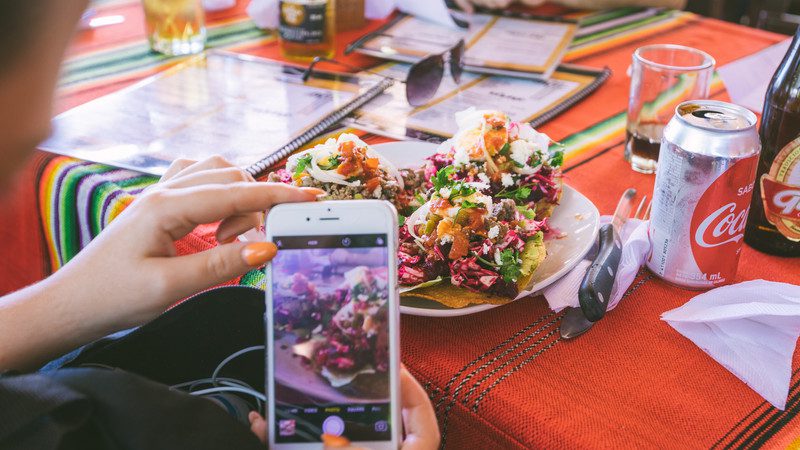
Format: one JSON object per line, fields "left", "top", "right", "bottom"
{"left": 1, "top": 1, "right": 799, "bottom": 448}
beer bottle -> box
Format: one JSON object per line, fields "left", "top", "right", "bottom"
{"left": 744, "top": 26, "right": 800, "bottom": 256}
{"left": 279, "top": 0, "right": 335, "bottom": 62}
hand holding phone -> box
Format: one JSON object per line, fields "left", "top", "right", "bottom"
{"left": 266, "top": 201, "right": 402, "bottom": 449}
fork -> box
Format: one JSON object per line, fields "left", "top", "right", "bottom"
{"left": 559, "top": 195, "right": 652, "bottom": 340}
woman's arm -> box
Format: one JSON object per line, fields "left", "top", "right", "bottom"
{"left": 0, "top": 158, "right": 322, "bottom": 371}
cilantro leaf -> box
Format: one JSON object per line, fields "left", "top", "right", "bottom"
{"left": 497, "top": 185, "right": 532, "bottom": 202}
{"left": 449, "top": 182, "right": 476, "bottom": 200}
{"left": 319, "top": 154, "right": 341, "bottom": 170}
{"left": 398, "top": 215, "right": 407, "bottom": 227}
{"left": 293, "top": 154, "right": 313, "bottom": 178}
{"left": 432, "top": 166, "right": 455, "bottom": 191}
{"left": 516, "top": 205, "right": 537, "bottom": 220}
{"left": 460, "top": 199, "right": 481, "bottom": 210}
{"left": 549, "top": 150, "right": 564, "bottom": 167}
{"left": 498, "top": 249, "right": 522, "bottom": 283}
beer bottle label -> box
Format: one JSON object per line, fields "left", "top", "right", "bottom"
{"left": 760, "top": 136, "right": 800, "bottom": 241}
{"left": 279, "top": 0, "right": 326, "bottom": 44}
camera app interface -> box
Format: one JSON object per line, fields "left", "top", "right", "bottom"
{"left": 271, "top": 234, "right": 392, "bottom": 444}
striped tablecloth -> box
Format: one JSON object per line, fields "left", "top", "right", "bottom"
{"left": 1, "top": 1, "right": 798, "bottom": 447}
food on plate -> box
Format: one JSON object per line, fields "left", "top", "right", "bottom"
{"left": 274, "top": 267, "right": 389, "bottom": 396}
{"left": 398, "top": 166, "right": 547, "bottom": 305}
{"left": 269, "top": 108, "right": 567, "bottom": 308}
{"left": 423, "top": 108, "right": 564, "bottom": 219}
{"left": 268, "top": 133, "right": 404, "bottom": 201}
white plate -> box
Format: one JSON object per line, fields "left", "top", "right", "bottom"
{"left": 373, "top": 141, "right": 600, "bottom": 317}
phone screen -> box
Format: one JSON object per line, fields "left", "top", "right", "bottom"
{"left": 270, "top": 233, "right": 393, "bottom": 444}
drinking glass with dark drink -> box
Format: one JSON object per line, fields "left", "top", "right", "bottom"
{"left": 626, "top": 44, "right": 715, "bottom": 174}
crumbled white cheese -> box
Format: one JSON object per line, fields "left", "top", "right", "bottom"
{"left": 469, "top": 181, "right": 490, "bottom": 191}
{"left": 494, "top": 249, "right": 503, "bottom": 265}
{"left": 501, "top": 173, "right": 514, "bottom": 187}
{"left": 439, "top": 187, "right": 452, "bottom": 198}
{"left": 510, "top": 140, "right": 535, "bottom": 167}
{"left": 451, "top": 145, "right": 470, "bottom": 166}
{"left": 477, "top": 173, "right": 490, "bottom": 184}
{"left": 488, "top": 225, "right": 500, "bottom": 239}
{"left": 439, "top": 234, "right": 453, "bottom": 244}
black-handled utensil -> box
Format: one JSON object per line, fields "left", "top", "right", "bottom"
{"left": 578, "top": 223, "right": 623, "bottom": 322}
{"left": 560, "top": 188, "right": 649, "bottom": 339}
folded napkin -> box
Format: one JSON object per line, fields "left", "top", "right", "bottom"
{"left": 247, "top": 0, "right": 455, "bottom": 27}
{"left": 247, "top": 0, "right": 279, "bottom": 29}
{"left": 542, "top": 216, "right": 650, "bottom": 312}
{"left": 662, "top": 280, "right": 800, "bottom": 410}
{"left": 203, "top": 0, "right": 236, "bottom": 11}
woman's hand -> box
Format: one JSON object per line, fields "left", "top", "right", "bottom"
{"left": 248, "top": 367, "right": 441, "bottom": 449}
{"left": 0, "top": 157, "right": 322, "bottom": 370}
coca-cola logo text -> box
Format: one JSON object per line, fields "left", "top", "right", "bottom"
{"left": 694, "top": 202, "right": 749, "bottom": 248}
{"left": 689, "top": 155, "right": 758, "bottom": 287}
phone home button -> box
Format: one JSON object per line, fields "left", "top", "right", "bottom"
{"left": 322, "top": 415, "right": 345, "bottom": 437}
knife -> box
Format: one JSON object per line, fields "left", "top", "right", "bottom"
{"left": 577, "top": 188, "right": 636, "bottom": 322}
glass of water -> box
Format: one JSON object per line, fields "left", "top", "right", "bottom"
{"left": 142, "top": 0, "right": 206, "bottom": 56}
{"left": 625, "top": 44, "right": 715, "bottom": 174}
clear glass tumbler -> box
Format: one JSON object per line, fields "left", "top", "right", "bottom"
{"left": 142, "top": 0, "right": 206, "bottom": 56}
{"left": 625, "top": 44, "right": 715, "bottom": 174}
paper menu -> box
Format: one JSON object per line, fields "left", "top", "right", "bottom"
{"left": 41, "top": 52, "right": 368, "bottom": 176}
{"left": 355, "top": 13, "right": 576, "bottom": 79}
{"left": 348, "top": 63, "right": 599, "bottom": 140}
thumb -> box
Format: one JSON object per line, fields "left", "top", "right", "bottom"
{"left": 158, "top": 241, "right": 278, "bottom": 299}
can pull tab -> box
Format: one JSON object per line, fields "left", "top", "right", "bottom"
{"left": 691, "top": 110, "right": 736, "bottom": 121}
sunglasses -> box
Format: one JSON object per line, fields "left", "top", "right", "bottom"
{"left": 301, "top": 39, "right": 465, "bottom": 107}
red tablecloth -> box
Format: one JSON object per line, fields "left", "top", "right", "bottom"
{"left": 0, "top": 1, "right": 798, "bottom": 447}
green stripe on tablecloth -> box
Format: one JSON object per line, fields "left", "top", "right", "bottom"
{"left": 61, "top": 20, "right": 270, "bottom": 87}
{"left": 240, "top": 268, "right": 266, "bottom": 289}
{"left": 57, "top": 164, "right": 118, "bottom": 264}
{"left": 571, "top": 10, "right": 677, "bottom": 47}
{"left": 89, "top": 175, "right": 157, "bottom": 237}
{"left": 579, "top": 7, "right": 651, "bottom": 27}
{"left": 561, "top": 112, "right": 626, "bottom": 152}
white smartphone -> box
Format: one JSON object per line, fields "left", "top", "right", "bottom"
{"left": 265, "top": 200, "right": 401, "bottom": 450}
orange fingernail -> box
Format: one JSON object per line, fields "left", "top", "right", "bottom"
{"left": 300, "top": 187, "right": 326, "bottom": 196}
{"left": 242, "top": 242, "right": 278, "bottom": 266}
{"left": 321, "top": 434, "right": 352, "bottom": 447}
{"left": 220, "top": 235, "right": 237, "bottom": 244}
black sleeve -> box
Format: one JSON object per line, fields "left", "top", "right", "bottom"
{"left": 0, "top": 368, "right": 265, "bottom": 450}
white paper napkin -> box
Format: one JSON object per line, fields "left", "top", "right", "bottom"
{"left": 247, "top": 0, "right": 279, "bottom": 29}
{"left": 662, "top": 280, "right": 800, "bottom": 410}
{"left": 247, "top": 0, "right": 456, "bottom": 28}
{"left": 365, "top": 0, "right": 396, "bottom": 19}
{"left": 542, "top": 216, "right": 650, "bottom": 312}
{"left": 204, "top": 0, "right": 236, "bottom": 11}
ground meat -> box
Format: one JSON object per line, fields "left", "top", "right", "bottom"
{"left": 268, "top": 169, "right": 400, "bottom": 200}
{"left": 492, "top": 199, "right": 517, "bottom": 222}
{"left": 400, "top": 167, "right": 426, "bottom": 192}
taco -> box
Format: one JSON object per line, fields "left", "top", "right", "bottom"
{"left": 398, "top": 166, "right": 548, "bottom": 306}
{"left": 422, "top": 108, "right": 564, "bottom": 219}
{"left": 277, "top": 267, "right": 389, "bottom": 397}
{"left": 268, "top": 133, "right": 404, "bottom": 201}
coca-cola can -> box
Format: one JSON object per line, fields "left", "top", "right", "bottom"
{"left": 646, "top": 100, "right": 761, "bottom": 289}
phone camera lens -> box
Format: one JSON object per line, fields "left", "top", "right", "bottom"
{"left": 306, "top": 217, "right": 310, "bottom": 222}
{"left": 342, "top": 237, "right": 352, "bottom": 247}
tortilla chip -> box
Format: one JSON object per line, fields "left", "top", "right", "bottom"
{"left": 401, "top": 283, "right": 515, "bottom": 308}
{"left": 402, "top": 232, "right": 548, "bottom": 308}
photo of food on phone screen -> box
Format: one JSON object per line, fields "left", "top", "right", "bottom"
{"left": 271, "top": 234, "right": 392, "bottom": 444}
